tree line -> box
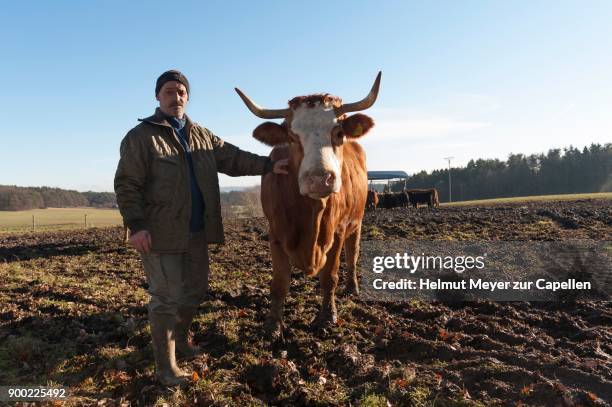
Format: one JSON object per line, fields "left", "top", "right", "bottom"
{"left": 401, "top": 143, "right": 611, "bottom": 202}
{"left": 0, "top": 184, "right": 262, "bottom": 216}
{"left": 2, "top": 143, "right": 609, "bottom": 210}
{"left": 0, "top": 186, "right": 116, "bottom": 211}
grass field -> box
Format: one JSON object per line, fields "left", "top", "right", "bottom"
{"left": 441, "top": 192, "right": 612, "bottom": 207}
{"left": 0, "top": 207, "right": 122, "bottom": 232}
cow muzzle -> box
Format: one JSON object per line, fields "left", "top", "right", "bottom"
{"left": 301, "top": 171, "right": 338, "bottom": 199}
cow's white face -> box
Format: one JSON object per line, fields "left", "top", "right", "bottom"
{"left": 290, "top": 103, "right": 343, "bottom": 199}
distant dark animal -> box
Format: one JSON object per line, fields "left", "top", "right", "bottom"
{"left": 376, "top": 192, "right": 391, "bottom": 208}
{"left": 366, "top": 190, "right": 379, "bottom": 210}
{"left": 377, "top": 192, "right": 409, "bottom": 209}
{"left": 406, "top": 188, "right": 439, "bottom": 208}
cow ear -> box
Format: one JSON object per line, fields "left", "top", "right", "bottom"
{"left": 342, "top": 113, "right": 375, "bottom": 139}
{"left": 253, "top": 122, "right": 289, "bottom": 146}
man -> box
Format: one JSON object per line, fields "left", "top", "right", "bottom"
{"left": 114, "top": 70, "right": 288, "bottom": 386}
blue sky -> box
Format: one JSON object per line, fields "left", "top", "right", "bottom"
{"left": 1, "top": 1, "right": 610, "bottom": 191}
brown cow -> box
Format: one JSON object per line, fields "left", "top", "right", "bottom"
{"left": 366, "top": 190, "right": 379, "bottom": 210}
{"left": 398, "top": 191, "right": 410, "bottom": 207}
{"left": 377, "top": 192, "right": 391, "bottom": 209}
{"left": 377, "top": 191, "right": 408, "bottom": 209}
{"left": 235, "top": 72, "right": 381, "bottom": 339}
{"left": 407, "top": 188, "right": 439, "bottom": 208}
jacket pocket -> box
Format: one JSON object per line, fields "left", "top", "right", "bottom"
{"left": 150, "top": 155, "right": 181, "bottom": 204}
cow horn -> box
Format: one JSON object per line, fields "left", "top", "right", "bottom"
{"left": 339, "top": 71, "right": 382, "bottom": 114}
{"left": 234, "top": 88, "right": 290, "bottom": 119}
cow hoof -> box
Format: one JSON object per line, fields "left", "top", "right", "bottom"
{"left": 344, "top": 281, "right": 360, "bottom": 296}
{"left": 311, "top": 312, "right": 337, "bottom": 330}
{"left": 264, "top": 318, "right": 284, "bottom": 342}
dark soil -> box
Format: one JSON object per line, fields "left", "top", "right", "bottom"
{"left": 0, "top": 198, "right": 610, "bottom": 406}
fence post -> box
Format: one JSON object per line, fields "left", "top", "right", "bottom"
{"left": 84, "top": 214, "right": 87, "bottom": 228}
{"left": 32, "top": 215, "right": 35, "bottom": 231}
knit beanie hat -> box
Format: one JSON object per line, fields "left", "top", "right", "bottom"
{"left": 155, "top": 70, "right": 190, "bottom": 96}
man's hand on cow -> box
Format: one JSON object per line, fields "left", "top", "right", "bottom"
{"left": 129, "top": 230, "right": 152, "bottom": 254}
{"left": 273, "top": 158, "right": 289, "bottom": 175}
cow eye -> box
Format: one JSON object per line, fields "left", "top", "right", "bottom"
{"left": 332, "top": 128, "right": 345, "bottom": 146}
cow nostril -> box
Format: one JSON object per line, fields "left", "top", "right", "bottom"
{"left": 324, "top": 173, "right": 334, "bottom": 186}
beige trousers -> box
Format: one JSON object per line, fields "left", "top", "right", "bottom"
{"left": 140, "top": 231, "right": 209, "bottom": 316}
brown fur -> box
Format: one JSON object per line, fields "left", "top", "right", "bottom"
{"left": 288, "top": 93, "right": 342, "bottom": 110}
{"left": 262, "top": 141, "right": 367, "bottom": 275}
{"left": 256, "top": 109, "right": 372, "bottom": 336}
{"left": 342, "top": 114, "right": 375, "bottom": 138}
{"left": 253, "top": 122, "right": 289, "bottom": 146}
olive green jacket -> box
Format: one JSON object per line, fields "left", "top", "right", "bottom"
{"left": 114, "top": 108, "right": 271, "bottom": 252}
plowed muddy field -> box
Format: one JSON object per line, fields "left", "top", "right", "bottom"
{"left": 0, "top": 199, "right": 610, "bottom": 406}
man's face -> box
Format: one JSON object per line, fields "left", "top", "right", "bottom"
{"left": 156, "top": 81, "right": 188, "bottom": 118}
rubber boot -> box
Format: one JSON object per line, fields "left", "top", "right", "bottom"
{"left": 175, "top": 306, "right": 203, "bottom": 359}
{"left": 149, "top": 312, "right": 190, "bottom": 386}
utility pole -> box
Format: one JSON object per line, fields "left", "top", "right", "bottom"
{"left": 443, "top": 157, "right": 454, "bottom": 203}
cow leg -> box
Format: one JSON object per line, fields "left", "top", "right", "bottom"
{"left": 312, "top": 238, "right": 343, "bottom": 328}
{"left": 266, "top": 239, "right": 291, "bottom": 341}
{"left": 343, "top": 225, "right": 361, "bottom": 296}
